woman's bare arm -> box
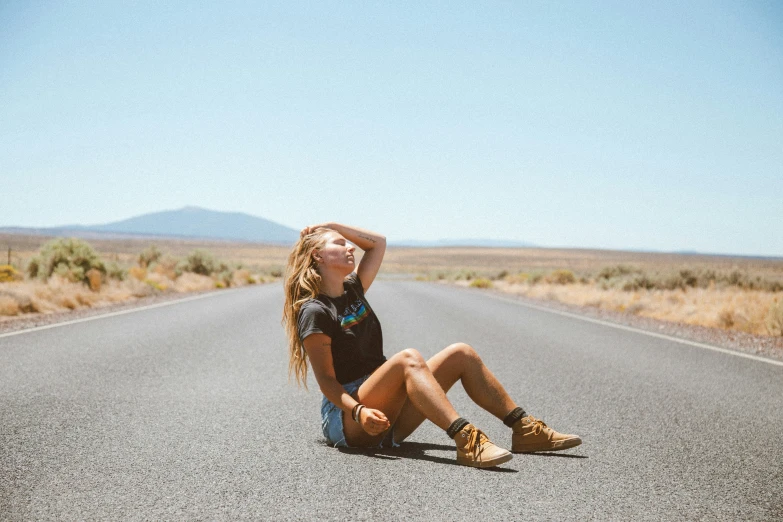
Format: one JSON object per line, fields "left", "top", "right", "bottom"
{"left": 303, "top": 222, "right": 386, "bottom": 292}
{"left": 302, "top": 333, "right": 389, "bottom": 435}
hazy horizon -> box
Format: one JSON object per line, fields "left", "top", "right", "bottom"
{"left": 3, "top": 204, "right": 782, "bottom": 259}
{"left": 2, "top": 2, "right": 781, "bottom": 256}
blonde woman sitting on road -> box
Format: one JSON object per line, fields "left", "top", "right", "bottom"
{"left": 282, "top": 222, "right": 581, "bottom": 468}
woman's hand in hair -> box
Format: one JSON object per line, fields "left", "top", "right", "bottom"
{"left": 359, "top": 407, "right": 391, "bottom": 436}
{"left": 300, "top": 223, "right": 333, "bottom": 238}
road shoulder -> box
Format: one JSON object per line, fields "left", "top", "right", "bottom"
{"left": 448, "top": 282, "right": 783, "bottom": 363}
{"left": 0, "top": 289, "right": 224, "bottom": 335}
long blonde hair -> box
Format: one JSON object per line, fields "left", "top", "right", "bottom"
{"left": 282, "top": 228, "right": 331, "bottom": 388}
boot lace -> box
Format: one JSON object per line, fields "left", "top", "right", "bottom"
{"left": 465, "top": 426, "right": 490, "bottom": 460}
{"left": 526, "top": 416, "right": 549, "bottom": 436}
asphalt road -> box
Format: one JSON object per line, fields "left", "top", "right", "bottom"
{"left": 1, "top": 281, "right": 782, "bottom": 520}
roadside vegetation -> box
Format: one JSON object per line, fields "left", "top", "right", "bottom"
{"left": 0, "top": 237, "right": 277, "bottom": 319}
{"left": 3, "top": 235, "right": 782, "bottom": 337}
{"left": 419, "top": 265, "right": 783, "bottom": 337}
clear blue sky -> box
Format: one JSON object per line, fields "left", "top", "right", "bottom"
{"left": 2, "top": 1, "right": 781, "bottom": 256}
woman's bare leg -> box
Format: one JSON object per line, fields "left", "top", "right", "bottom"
{"left": 393, "top": 342, "right": 517, "bottom": 442}
{"left": 342, "top": 348, "right": 461, "bottom": 446}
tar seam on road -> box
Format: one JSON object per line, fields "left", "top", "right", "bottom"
{"left": 0, "top": 290, "right": 229, "bottom": 340}
{"left": 479, "top": 289, "right": 783, "bottom": 368}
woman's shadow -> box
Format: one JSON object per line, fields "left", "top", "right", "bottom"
{"left": 334, "top": 440, "right": 587, "bottom": 470}
{"left": 339, "top": 441, "right": 517, "bottom": 471}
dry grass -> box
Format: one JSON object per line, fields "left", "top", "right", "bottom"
{"left": 7, "top": 234, "right": 780, "bottom": 284}
{"left": 0, "top": 295, "right": 20, "bottom": 315}
{"left": 0, "top": 233, "right": 279, "bottom": 319}
{"left": 0, "top": 270, "right": 264, "bottom": 320}
{"left": 173, "top": 273, "right": 216, "bottom": 292}
{"left": 469, "top": 278, "right": 493, "bottom": 289}
{"left": 767, "top": 298, "right": 783, "bottom": 336}
{"left": 1, "top": 233, "right": 291, "bottom": 277}
{"left": 3, "top": 233, "right": 782, "bottom": 336}
{"left": 470, "top": 280, "right": 780, "bottom": 336}
{"left": 0, "top": 276, "right": 134, "bottom": 316}
{"left": 0, "top": 265, "right": 23, "bottom": 283}
{"left": 400, "top": 246, "right": 783, "bottom": 337}
{"left": 383, "top": 246, "right": 783, "bottom": 284}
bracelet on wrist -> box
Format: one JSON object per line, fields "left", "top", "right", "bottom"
{"left": 354, "top": 405, "right": 365, "bottom": 424}
{"left": 351, "top": 403, "right": 363, "bottom": 423}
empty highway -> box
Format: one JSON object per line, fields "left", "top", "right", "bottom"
{"left": 2, "top": 281, "right": 781, "bottom": 520}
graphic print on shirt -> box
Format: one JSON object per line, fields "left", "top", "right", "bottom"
{"left": 339, "top": 299, "right": 369, "bottom": 330}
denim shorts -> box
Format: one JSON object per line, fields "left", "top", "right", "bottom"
{"left": 321, "top": 373, "right": 399, "bottom": 448}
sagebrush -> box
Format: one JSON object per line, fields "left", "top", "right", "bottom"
{"left": 27, "top": 238, "right": 105, "bottom": 285}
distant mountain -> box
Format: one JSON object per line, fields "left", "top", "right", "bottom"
{"left": 1, "top": 207, "right": 537, "bottom": 248}
{"left": 391, "top": 238, "right": 535, "bottom": 248}
{"left": 1, "top": 206, "right": 301, "bottom": 244}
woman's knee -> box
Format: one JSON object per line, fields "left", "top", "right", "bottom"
{"left": 398, "top": 348, "right": 427, "bottom": 372}
{"left": 445, "top": 342, "right": 479, "bottom": 362}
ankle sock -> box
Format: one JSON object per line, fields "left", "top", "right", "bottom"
{"left": 446, "top": 417, "right": 470, "bottom": 439}
{"left": 503, "top": 407, "right": 527, "bottom": 427}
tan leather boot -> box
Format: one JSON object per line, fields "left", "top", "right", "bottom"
{"left": 512, "top": 415, "right": 582, "bottom": 453}
{"left": 454, "top": 424, "right": 513, "bottom": 468}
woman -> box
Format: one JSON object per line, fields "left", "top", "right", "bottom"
{"left": 282, "top": 222, "right": 581, "bottom": 468}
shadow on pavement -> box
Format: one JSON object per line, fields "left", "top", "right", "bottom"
{"left": 336, "top": 441, "right": 518, "bottom": 472}
{"left": 523, "top": 452, "right": 588, "bottom": 459}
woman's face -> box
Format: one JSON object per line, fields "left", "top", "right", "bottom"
{"left": 315, "top": 232, "right": 355, "bottom": 273}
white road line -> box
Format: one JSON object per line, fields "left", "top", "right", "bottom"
{"left": 480, "top": 290, "right": 783, "bottom": 368}
{"left": 0, "top": 291, "right": 228, "bottom": 339}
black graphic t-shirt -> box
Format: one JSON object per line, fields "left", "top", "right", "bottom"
{"left": 297, "top": 272, "right": 385, "bottom": 384}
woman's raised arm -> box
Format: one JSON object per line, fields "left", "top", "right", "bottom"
{"left": 302, "top": 222, "right": 386, "bottom": 292}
